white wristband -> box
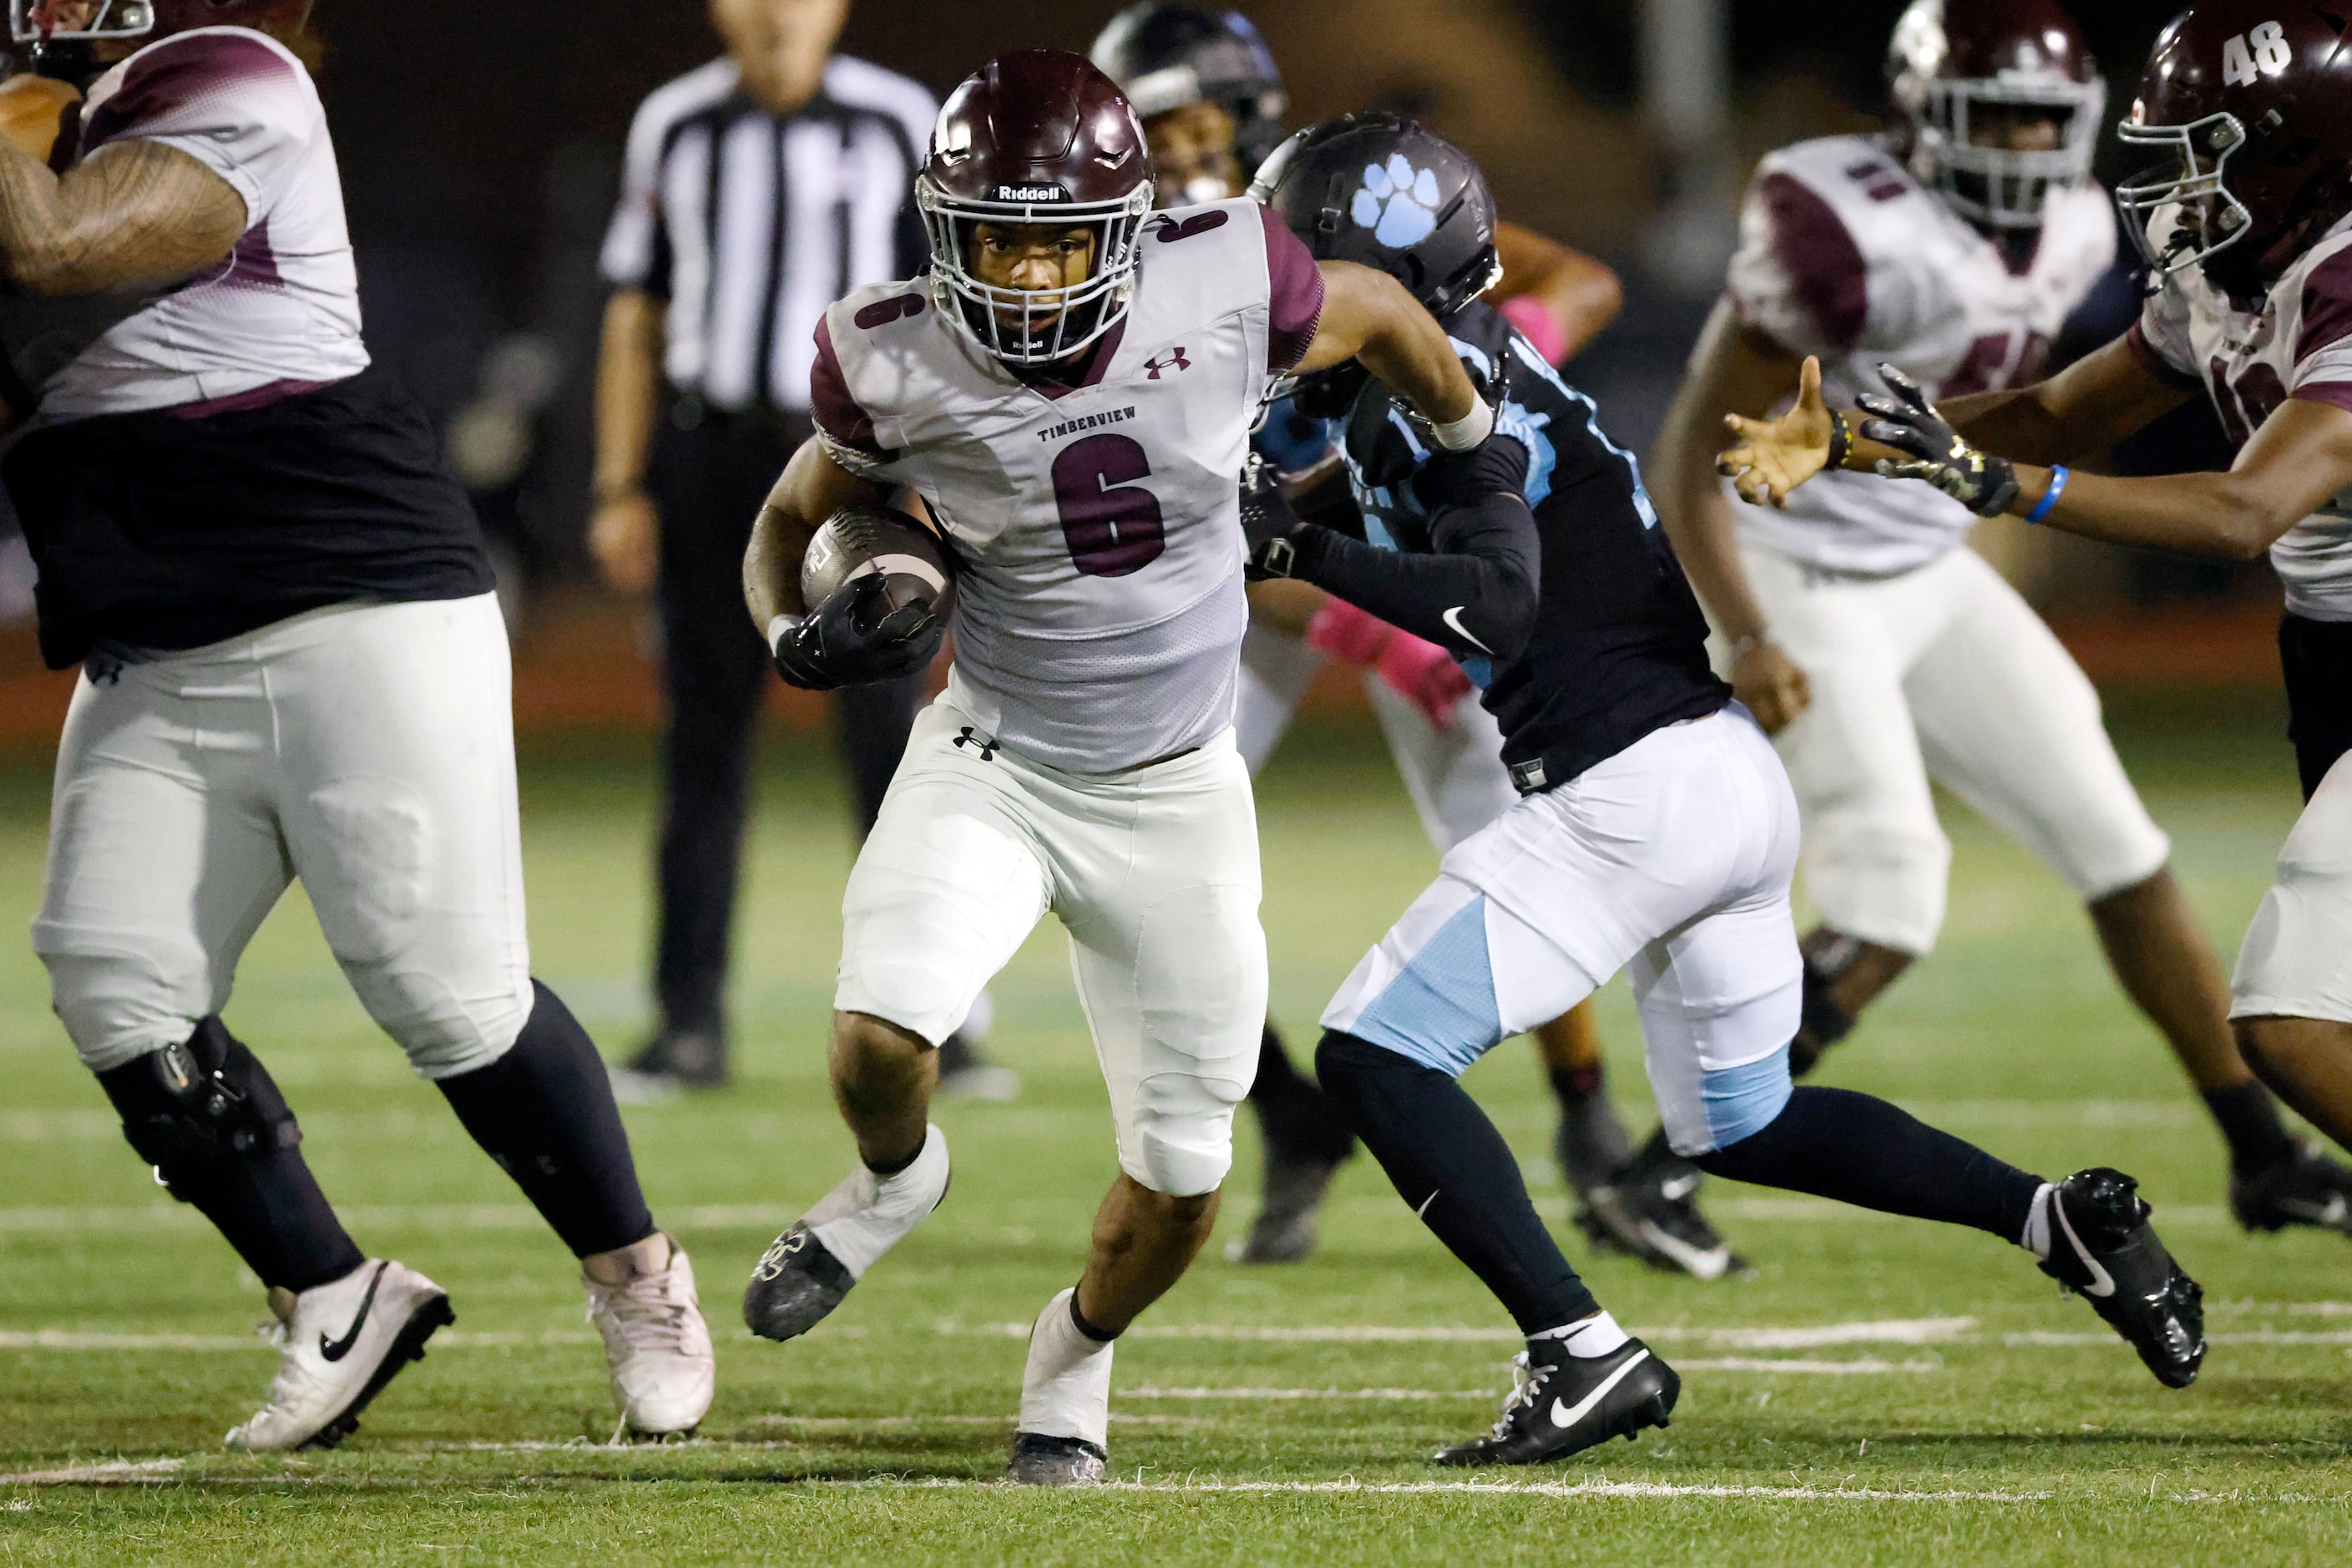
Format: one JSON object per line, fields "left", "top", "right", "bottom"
{"left": 1429, "top": 397, "right": 1495, "bottom": 452}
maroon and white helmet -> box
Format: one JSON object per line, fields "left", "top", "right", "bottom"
{"left": 1888, "top": 0, "right": 2107, "bottom": 230}
{"left": 10, "top": 0, "right": 311, "bottom": 45}
{"left": 2116, "top": 3, "right": 2352, "bottom": 294}
{"left": 918, "top": 49, "right": 1156, "bottom": 365}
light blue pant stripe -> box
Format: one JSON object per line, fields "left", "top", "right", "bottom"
{"left": 1345, "top": 895, "right": 1503, "bottom": 1077}
{"left": 1700, "top": 1044, "right": 1793, "bottom": 1148}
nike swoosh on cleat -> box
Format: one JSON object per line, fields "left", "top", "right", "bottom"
{"left": 318, "top": 1262, "right": 388, "bottom": 1363}
{"left": 1440, "top": 607, "right": 1493, "bottom": 654}
{"left": 2051, "top": 1198, "right": 2117, "bottom": 1298}
{"left": 1549, "top": 1348, "right": 1650, "bottom": 1429}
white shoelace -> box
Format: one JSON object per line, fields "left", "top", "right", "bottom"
{"left": 588, "top": 1265, "right": 695, "bottom": 1355}
{"left": 1488, "top": 1351, "right": 1554, "bottom": 1440}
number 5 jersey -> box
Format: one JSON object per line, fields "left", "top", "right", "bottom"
{"left": 811, "top": 196, "right": 1325, "bottom": 772}
{"left": 1722, "top": 132, "right": 2116, "bottom": 577}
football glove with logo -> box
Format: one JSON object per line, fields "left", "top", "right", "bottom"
{"left": 1240, "top": 451, "right": 1309, "bottom": 579}
{"left": 769, "top": 574, "right": 943, "bottom": 691}
{"left": 1855, "top": 363, "right": 2019, "bottom": 518}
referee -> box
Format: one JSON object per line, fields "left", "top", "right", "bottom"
{"left": 594, "top": 0, "right": 999, "bottom": 1093}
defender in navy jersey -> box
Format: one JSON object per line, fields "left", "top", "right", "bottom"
{"left": 4, "top": 0, "right": 711, "bottom": 1450}
{"left": 1247, "top": 116, "right": 2206, "bottom": 1467}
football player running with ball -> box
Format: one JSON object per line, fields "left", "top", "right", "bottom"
{"left": 4, "top": 0, "right": 712, "bottom": 1449}
{"left": 1247, "top": 116, "right": 2205, "bottom": 1467}
{"left": 737, "top": 50, "right": 1517, "bottom": 1485}
{"left": 1722, "top": 0, "right": 2352, "bottom": 1196}
{"left": 1652, "top": 0, "right": 2352, "bottom": 1237}
{"left": 1090, "top": 1, "right": 1740, "bottom": 1281}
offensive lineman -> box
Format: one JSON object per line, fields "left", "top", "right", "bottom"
{"left": 1722, "top": 0, "right": 2352, "bottom": 1186}
{"left": 1653, "top": 0, "right": 2352, "bottom": 1233}
{"left": 734, "top": 50, "right": 1515, "bottom": 1485}
{"left": 5, "top": 0, "right": 712, "bottom": 1448}
{"left": 1250, "top": 113, "right": 2206, "bottom": 1467}
{"left": 1090, "top": 0, "right": 1738, "bottom": 1278}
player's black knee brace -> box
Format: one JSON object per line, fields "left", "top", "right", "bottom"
{"left": 95, "top": 1018, "right": 301, "bottom": 1201}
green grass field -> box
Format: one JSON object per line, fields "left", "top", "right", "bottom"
{"left": 5, "top": 693, "right": 2352, "bottom": 1565}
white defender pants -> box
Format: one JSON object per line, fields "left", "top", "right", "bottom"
{"left": 1734, "top": 543, "right": 2170, "bottom": 955}
{"left": 1323, "top": 709, "right": 1804, "bottom": 1158}
{"left": 836, "top": 696, "right": 1268, "bottom": 1196}
{"left": 36, "top": 594, "right": 535, "bottom": 1079}
{"left": 2233, "top": 749, "right": 2352, "bottom": 1024}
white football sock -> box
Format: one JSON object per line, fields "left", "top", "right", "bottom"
{"left": 2020, "top": 1182, "right": 2057, "bottom": 1260}
{"left": 1531, "top": 1310, "right": 1630, "bottom": 1358}
{"left": 1018, "top": 1287, "right": 1114, "bottom": 1449}
{"left": 803, "top": 1125, "right": 950, "bottom": 1281}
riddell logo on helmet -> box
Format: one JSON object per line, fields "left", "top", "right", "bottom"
{"left": 991, "top": 185, "right": 1071, "bottom": 203}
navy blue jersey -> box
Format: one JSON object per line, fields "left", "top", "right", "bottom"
{"left": 1338, "top": 301, "right": 1727, "bottom": 787}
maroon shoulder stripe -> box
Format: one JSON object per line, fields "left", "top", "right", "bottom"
{"left": 1756, "top": 171, "right": 1868, "bottom": 353}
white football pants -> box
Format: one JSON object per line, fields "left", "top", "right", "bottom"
{"left": 1235, "top": 620, "right": 1515, "bottom": 852}
{"left": 1323, "top": 709, "right": 1803, "bottom": 1157}
{"left": 2234, "top": 747, "right": 2352, "bottom": 1024}
{"left": 1731, "top": 543, "right": 2170, "bottom": 955}
{"left": 835, "top": 695, "right": 1267, "bottom": 1197}
{"left": 36, "top": 594, "right": 535, "bottom": 1079}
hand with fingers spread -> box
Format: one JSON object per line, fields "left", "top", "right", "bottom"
{"left": 1717, "top": 356, "right": 1850, "bottom": 508}
{"left": 1855, "top": 364, "right": 2020, "bottom": 518}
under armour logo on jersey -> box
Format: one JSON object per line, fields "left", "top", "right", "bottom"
{"left": 953, "top": 726, "right": 999, "bottom": 761}
{"left": 1145, "top": 347, "right": 1191, "bottom": 380}
{"left": 1353, "top": 154, "right": 1441, "bottom": 248}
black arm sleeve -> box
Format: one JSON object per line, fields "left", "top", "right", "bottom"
{"left": 1289, "top": 489, "right": 1541, "bottom": 660}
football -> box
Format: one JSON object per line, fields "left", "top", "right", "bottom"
{"left": 799, "top": 503, "right": 958, "bottom": 621}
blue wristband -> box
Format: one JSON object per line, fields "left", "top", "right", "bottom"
{"left": 2024, "top": 465, "right": 2068, "bottom": 524}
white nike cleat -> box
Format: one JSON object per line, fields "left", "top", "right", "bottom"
{"left": 224, "top": 1259, "right": 453, "bottom": 1452}
{"left": 584, "top": 1232, "right": 716, "bottom": 1438}
{"left": 742, "top": 1125, "right": 950, "bottom": 1341}
{"left": 1009, "top": 1287, "right": 1113, "bottom": 1485}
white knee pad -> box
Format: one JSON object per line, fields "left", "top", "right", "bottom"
{"left": 38, "top": 943, "right": 209, "bottom": 1075}
{"left": 1118, "top": 1068, "right": 1248, "bottom": 1197}
{"left": 352, "top": 964, "right": 535, "bottom": 1080}
{"left": 1799, "top": 816, "right": 1950, "bottom": 954}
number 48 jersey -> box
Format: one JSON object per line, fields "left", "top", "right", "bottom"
{"left": 1723, "top": 133, "right": 2115, "bottom": 576}
{"left": 812, "top": 198, "right": 1324, "bottom": 772}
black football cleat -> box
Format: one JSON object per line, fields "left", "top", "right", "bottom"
{"left": 1577, "top": 1136, "right": 1748, "bottom": 1281}
{"left": 2231, "top": 1143, "right": 2352, "bottom": 1237}
{"left": 1227, "top": 1145, "right": 1348, "bottom": 1265}
{"left": 741, "top": 1224, "right": 856, "bottom": 1342}
{"left": 1009, "top": 1431, "right": 1107, "bottom": 1486}
{"left": 1433, "top": 1337, "right": 1679, "bottom": 1467}
{"left": 2038, "top": 1167, "right": 2205, "bottom": 1388}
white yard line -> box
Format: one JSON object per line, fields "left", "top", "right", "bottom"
{"left": 0, "top": 1459, "right": 184, "bottom": 1485}
{"left": 0, "top": 1329, "right": 599, "bottom": 1353}
{"left": 0, "top": 1203, "right": 796, "bottom": 1235}
{"left": 857, "top": 1477, "right": 2056, "bottom": 1503}
{"left": 933, "top": 1317, "right": 1977, "bottom": 1348}
{"left": 1123, "top": 1360, "right": 1939, "bottom": 1400}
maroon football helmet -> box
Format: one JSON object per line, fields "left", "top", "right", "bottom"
{"left": 2116, "top": 3, "right": 2352, "bottom": 295}
{"left": 918, "top": 49, "right": 1156, "bottom": 365}
{"left": 12, "top": 0, "right": 313, "bottom": 47}
{"left": 1888, "top": 0, "right": 2106, "bottom": 230}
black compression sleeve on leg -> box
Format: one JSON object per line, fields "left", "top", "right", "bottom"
{"left": 1694, "top": 1085, "right": 2043, "bottom": 1243}
{"left": 436, "top": 981, "right": 657, "bottom": 1258}
{"left": 1247, "top": 1022, "right": 1358, "bottom": 1164}
{"left": 96, "top": 1023, "right": 365, "bottom": 1292}
{"left": 1318, "top": 1031, "right": 1599, "bottom": 1334}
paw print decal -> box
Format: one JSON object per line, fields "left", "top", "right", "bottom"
{"left": 1352, "top": 154, "right": 1441, "bottom": 249}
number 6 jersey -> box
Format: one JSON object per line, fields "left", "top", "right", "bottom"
{"left": 1722, "top": 133, "right": 2116, "bottom": 576}
{"left": 812, "top": 197, "right": 1325, "bottom": 771}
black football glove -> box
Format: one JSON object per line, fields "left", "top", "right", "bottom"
{"left": 1240, "top": 451, "right": 1309, "bottom": 579}
{"left": 769, "top": 573, "right": 943, "bottom": 691}
{"left": 1854, "top": 363, "right": 2020, "bottom": 518}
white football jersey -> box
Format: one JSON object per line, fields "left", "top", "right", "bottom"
{"left": 1723, "top": 134, "right": 2115, "bottom": 576}
{"left": 2132, "top": 214, "right": 2352, "bottom": 620}
{"left": 812, "top": 197, "right": 1324, "bottom": 771}
{"left": 43, "top": 27, "right": 368, "bottom": 420}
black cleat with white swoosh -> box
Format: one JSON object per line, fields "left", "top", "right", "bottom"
{"left": 1433, "top": 1336, "right": 1679, "bottom": 1467}
{"left": 2231, "top": 1143, "right": 2352, "bottom": 1238}
{"left": 2039, "top": 1167, "right": 2205, "bottom": 1388}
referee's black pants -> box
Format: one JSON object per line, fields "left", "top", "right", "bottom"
{"left": 648, "top": 404, "right": 920, "bottom": 1039}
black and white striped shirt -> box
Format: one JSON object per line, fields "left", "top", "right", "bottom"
{"left": 601, "top": 54, "right": 935, "bottom": 415}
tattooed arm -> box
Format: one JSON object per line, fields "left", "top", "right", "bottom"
{"left": 0, "top": 134, "right": 245, "bottom": 295}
